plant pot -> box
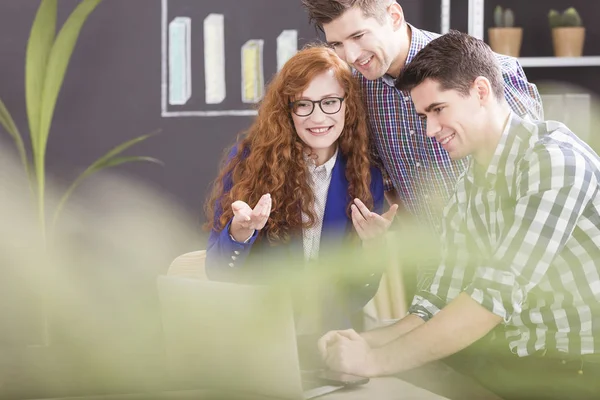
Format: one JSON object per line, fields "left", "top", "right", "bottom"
{"left": 488, "top": 27, "right": 523, "bottom": 57}
{"left": 552, "top": 27, "right": 585, "bottom": 57}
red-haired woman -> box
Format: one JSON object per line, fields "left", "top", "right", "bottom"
{"left": 204, "top": 45, "right": 398, "bottom": 333}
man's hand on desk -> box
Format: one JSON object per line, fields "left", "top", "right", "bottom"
{"left": 317, "top": 329, "right": 379, "bottom": 377}
{"left": 316, "top": 294, "right": 502, "bottom": 377}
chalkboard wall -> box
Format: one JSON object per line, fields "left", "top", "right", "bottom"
{"left": 1, "top": 1, "right": 598, "bottom": 230}
{"left": 0, "top": 0, "right": 439, "bottom": 229}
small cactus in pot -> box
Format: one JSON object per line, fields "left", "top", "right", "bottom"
{"left": 488, "top": 5, "right": 522, "bottom": 57}
{"left": 548, "top": 8, "right": 585, "bottom": 57}
{"left": 494, "top": 6, "right": 515, "bottom": 28}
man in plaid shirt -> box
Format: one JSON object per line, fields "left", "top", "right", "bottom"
{"left": 301, "top": 0, "right": 543, "bottom": 294}
{"left": 318, "top": 31, "right": 600, "bottom": 400}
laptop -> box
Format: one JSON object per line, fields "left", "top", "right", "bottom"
{"left": 156, "top": 275, "right": 344, "bottom": 399}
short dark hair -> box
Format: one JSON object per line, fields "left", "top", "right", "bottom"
{"left": 301, "top": 0, "right": 391, "bottom": 32}
{"left": 395, "top": 30, "right": 504, "bottom": 101}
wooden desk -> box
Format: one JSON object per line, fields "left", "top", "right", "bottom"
{"left": 32, "top": 377, "right": 448, "bottom": 400}
{"left": 26, "top": 360, "right": 505, "bottom": 400}
{"left": 396, "top": 361, "right": 503, "bottom": 400}
{"left": 323, "top": 376, "right": 449, "bottom": 399}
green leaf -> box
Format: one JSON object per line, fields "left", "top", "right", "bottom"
{"left": 34, "top": 0, "right": 101, "bottom": 238}
{"left": 85, "top": 131, "right": 160, "bottom": 171}
{"left": 76, "top": 156, "right": 164, "bottom": 184}
{"left": 26, "top": 0, "right": 57, "bottom": 158}
{"left": 37, "top": 0, "right": 101, "bottom": 155}
{"left": 0, "top": 96, "right": 31, "bottom": 181}
{"left": 93, "top": 156, "right": 163, "bottom": 169}
{"left": 52, "top": 131, "right": 161, "bottom": 226}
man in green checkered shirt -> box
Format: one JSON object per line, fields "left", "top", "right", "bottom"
{"left": 319, "top": 30, "right": 600, "bottom": 400}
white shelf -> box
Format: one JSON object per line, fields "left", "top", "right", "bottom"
{"left": 518, "top": 56, "right": 600, "bottom": 68}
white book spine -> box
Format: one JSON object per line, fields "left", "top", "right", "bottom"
{"left": 204, "top": 14, "right": 226, "bottom": 104}
{"left": 168, "top": 16, "right": 192, "bottom": 105}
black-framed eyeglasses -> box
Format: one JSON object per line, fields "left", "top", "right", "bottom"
{"left": 289, "top": 97, "right": 345, "bottom": 117}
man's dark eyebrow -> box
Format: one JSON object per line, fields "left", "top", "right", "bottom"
{"left": 326, "top": 30, "right": 366, "bottom": 46}
{"left": 346, "top": 30, "right": 366, "bottom": 38}
{"left": 425, "top": 102, "right": 446, "bottom": 112}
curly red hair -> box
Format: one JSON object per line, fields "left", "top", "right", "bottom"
{"left": 204, "top": 45, "right": 374, "bottom": 243}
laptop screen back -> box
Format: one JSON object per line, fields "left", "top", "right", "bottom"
{"left": 157, "top": 276, "right": 305, "bottom": 400}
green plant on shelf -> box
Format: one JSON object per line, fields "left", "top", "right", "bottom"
{"left": 548, "top": 7, "right": 583, "bottom": 29}
{"left": 493, "top": 5, "right": 515, "bottom": 28}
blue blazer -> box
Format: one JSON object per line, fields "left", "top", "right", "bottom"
{"left": 206, "top": 151, "right": 385, "bottom": 332}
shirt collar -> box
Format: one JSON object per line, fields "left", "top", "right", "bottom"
{"left": 306, "top": 147, "right": 338, "bottom": 178}
{"left": 381, "top": 23, "right": 430, "bottom": 88}
{"left": 469, "top": 111, "right": 522, "bottom": 187}
{"left": 485, "top": 112, "right": 514, "bottom": 177}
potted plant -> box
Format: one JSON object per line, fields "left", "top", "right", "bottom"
{"left": 0, "top": 0, "right": 160, "bottom": 348}
{"left": 488, "top": 6, "right": 522, "bottom": 57}
{"left": 0, "top": 0, "right": 160, "bottom": 241}
{"left": 548, "top": 7, "right": 585, "bottom": 57}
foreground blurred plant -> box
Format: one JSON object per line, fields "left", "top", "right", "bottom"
{"left": 0, "top": 0, "right": 160, "bottom": 242}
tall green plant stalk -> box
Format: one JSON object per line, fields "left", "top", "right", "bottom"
{"left": 0, "top": 0, "right": 160, "bottom": 246}
{"left": 0, "top": 0, "right": 160, "bottom": 347}
{"left": 26, "top": 0, "right": 57, "bottom": 242}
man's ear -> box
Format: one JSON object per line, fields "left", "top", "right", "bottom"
{"left": 473, "top": 76, "right": 492, "bottom": 105}
{"left": 388, "top": 2, "right": 404, "bottom": 31}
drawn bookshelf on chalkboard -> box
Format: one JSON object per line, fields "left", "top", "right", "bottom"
{"left": 161, "top": 0, "right": 299, "bottom": 117}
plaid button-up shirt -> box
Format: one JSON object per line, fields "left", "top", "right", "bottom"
{"left": 359, "top": 26, "right": 544, "bottom": 233}
{"left": 410, "top": 113, "right": 600, "bottom": 357}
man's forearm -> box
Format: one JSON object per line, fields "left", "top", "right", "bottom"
{"left": 361, "top": 314, "right": 425, "bottom": 348}
{"left": 370, "top": 293, "right": 502, "bottom": 376}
